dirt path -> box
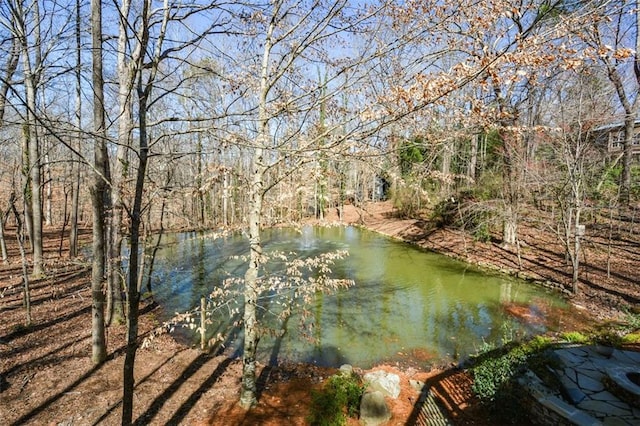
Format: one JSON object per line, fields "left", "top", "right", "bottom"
{"left": 1, "top": 202, "right": 638, "bottom": 425}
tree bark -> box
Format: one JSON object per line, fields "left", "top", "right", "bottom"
{"left": 122, "top": 0, "right": 166, "bottom": 421}
{"left": 11, "top": 0, "right": 45, "bottom": 277}
{"left": 69, "top": 0, "right": 82, "bottom": 258}
{"left": 109, "top": 0, "right": 134, "bottom": 327}
{"left": 467, "top": 133, "right": 478, "bottom": 181}
{"left": 239, "top": 1, "right": 276, "bottom": 408}
{"left": 90, "top": 0, "right": 108, "bottom": 366}
{"left": 0, "top": 210, "right": 7, "bottom": 263}
{"left": 22, "top": 51, "right": 44, "bottom": 276}
{"left": 10, "top": 193, "right": 31, "bottom": 327}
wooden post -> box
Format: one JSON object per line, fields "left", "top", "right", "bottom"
{"left": 200, "top": 295, "right": 206, "bottom": 351}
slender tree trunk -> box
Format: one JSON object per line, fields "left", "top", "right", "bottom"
{"left": 44, "top": 144, "right": 52, "bottom": 226}
{"left": 223, "top": 169, "right": 229, "bottom": 226}
{"left": 441, "top": 142, "right": 452, "bottom": 195}
{"left": 606, "top": 62, "right": 636, "bottom": 205}
{"left": 10, "top": 193, "right": 31, "bottom": 327}
{"left": 14, "top": 0, "right": 45, "bottom": 277}
{"left": 0, "top": 35, "right": 19, "bottom": 265}
{"left": 240, "top": 145, "right": 265, "bottom": 409}
{"left": 0, "top": 211, "right": 7, "bottom": 263}
{"left": 0, "top": 36, "right": 20, "bottom": 265}
{"left": 21, "top": 127, "right": 34, "bottom": 252}
{"left": 90, "top": 0, "right": 108, "bottom": 366}
{"left": 0, "top": 36, "right": 20, "bottom": 128}
{"left": 620, "top": 116, "right": 634, "bottom": 205}
{"left": 196, "top": 135, "right": 205, "bottom": 226}
{"left": 572, "top": 217, "right": 582, "bottom": 294}
{"left": 23, "top": 70, "right": 43, "bottom": 276}
{"left": 109, "top": 0, "right": 134, "bottom": 328}
{"left": 240, "top": 3, "right": 275, "bottom": 407}
{"left": 69, "top": 169, "right": 80, "bottom": 257}
{"left": 468, "top": 133, "right": 478, "bottom": 181}
{"left": 500, "top": 129, "right": 521, "bottom": 246}
{"left": 122, "top": 0, "right": 165, "bottom": 421}
{"left": 69, "top": 0, "right": 82, "bottom": 258}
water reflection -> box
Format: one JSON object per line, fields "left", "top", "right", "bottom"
{"left": 151, "top": 226, "right": 568, "bottom": 368}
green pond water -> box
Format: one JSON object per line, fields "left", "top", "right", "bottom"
{"left": 151, "top": 225, "right": 568, "bottom": 368}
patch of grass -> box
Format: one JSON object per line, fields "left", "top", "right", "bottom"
{"left": 307, "top": 372, "right": 365, "bottom": 426}
{"left": 560, "top": 331, "right": 589, "bottom": 344}
{"left": 622, "top": 333, "right": 640, "bottom": 344}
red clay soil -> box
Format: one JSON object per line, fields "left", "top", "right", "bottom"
{"left": 1, "top": 201, "right": 638, "bottom": 425}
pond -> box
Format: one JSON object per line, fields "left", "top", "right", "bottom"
{"left": 150, "top": 225, "right": 569, "bottom": 368}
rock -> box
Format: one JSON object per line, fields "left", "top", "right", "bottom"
{"left": 364, "top": 370, "right": 401, "bottom": 399}
{"left": 360, "top": 391, "right": 391, "bottom": 425}
{"left": 339, "top": 364, "right": 353, "bottom": 377}
{"left": 409, "top": 379, "right": 425, "bottom": 392}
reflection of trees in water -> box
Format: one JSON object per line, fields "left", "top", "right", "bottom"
{"left": 152, "top": 227, "right": 567, "bottom": 367}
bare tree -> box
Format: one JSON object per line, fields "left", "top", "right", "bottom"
{"left": 0, "top": 32, "right": 20, "bottom": 264}
{"left": 69, "top": 0, "right": 82, "bottom": 258}
{"left": 567, "top": 0, "right": 640, "bottom": 204}
{"left": 89, "top": 0, "right": 108, "bottom": 365}
{"left": 7, "top": 0, "right": 45, "bottom": 276}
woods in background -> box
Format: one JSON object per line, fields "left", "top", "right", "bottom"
{"left": 0, "top": 0, "right": 639, "bottom": 423}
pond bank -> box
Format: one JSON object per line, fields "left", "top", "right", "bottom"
{"left": 315, "top": 201, "right": 640, "bottom": 323}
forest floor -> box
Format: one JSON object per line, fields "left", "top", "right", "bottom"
{"left": 1, "top": 201, "right": 639, "bottom": 425}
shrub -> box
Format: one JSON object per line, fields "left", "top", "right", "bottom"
{"left": 471, "top": 343, "right": 530, "bottom": 402}
{"left": 470, "top": 335, "right": 558, "bottom": 422}
{"left": 470, "top": 337, "right": 557, "bottom": 424}
{"left": 308, "top": 373, "right": 365, "bottom": 426}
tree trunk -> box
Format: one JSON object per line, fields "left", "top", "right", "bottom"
{"left": 21, "top": 126, "right": 34, "bottom": 252}
{"left": 500, "top": 128, "right": 521, "bottom": 247}
{"left": 467, "top": 133, "right": 478, "bottom": 181}
{"left": 69, "top": 0, "right": 82, "bottom": 259}
{"left": 14, "top": 0, "right": 45, "bottom": 277}
{"left": 239, "top": 3, "right": 274, "bottom": 407}
{"left": 69, "top": 167, "right": 80, "bottom": 258}
{"left": 90, "top": 0, "right": 107, "bottom": 366}
{"left": 109, "top": 0, "right": 134, "bottom": 328}
{"left": 44, "top": 145, "right": 52, "bottom": 226}
{"left": 0, "top": 34, "right": 18, "bottom": 265}
{"left": 606, "top": 62, "right": 637, "bottom": 205}
{"left": 240, "top": 144, "right": 264, "bottom": 409}
{"left": 502, "top": 208, "right": 518, "bottom": 246}
{"left": 23, "top": 69, "right": 44, "bottom": 277}
{"left": 620, "top": 116, "right": 634, "bottom": 205}
{"left": 0, "top": 211, "right": 7, "bottom": 263}
{"left": 10, "top": 193, "right": 31, "bottom": 326}
{"left": 122, "top": 0, "right": 165, "bottom": 421}
{"left": 441, "top": 141, "right": 452, "bottom": 195}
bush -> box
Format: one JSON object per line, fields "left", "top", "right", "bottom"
{"left": 470, "top": 337, "right": 557, "bottom": 424}
{"left": 308, "top": 373, "right": 365, "bottom": 426}
{"left": 471, "top": 343, "right": 530, "bottom": 401}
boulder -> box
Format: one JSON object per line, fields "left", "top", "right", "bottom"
{"left": 339, "top": 364, "right": 354, "bottom": 377}
{"left": 364, "top": 370, "right": 401, "bottom": 399}
{"left": 360, "top": 391, "right": 391, "bottom": 425}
